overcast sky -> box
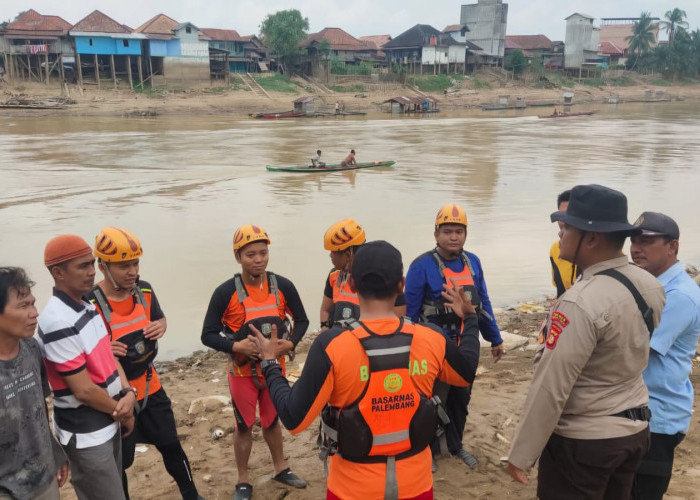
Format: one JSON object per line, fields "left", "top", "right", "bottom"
{"left": 3, "top": 1, "right": 699, "bottom": 42}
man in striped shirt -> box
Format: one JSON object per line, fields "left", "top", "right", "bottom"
{"left": 37, "top": 235, "right": 136, "bottom": 500}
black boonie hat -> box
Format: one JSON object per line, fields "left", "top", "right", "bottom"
{"left": 351, "top": 240, "right": 403, "bottom": 291}
{"left": 550, "top": 184, "right": 640, "bottom": 234}
{"left": 633, "top": 211, "right": 680, "bottom": 239}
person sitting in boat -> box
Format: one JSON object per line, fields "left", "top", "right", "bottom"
{"left": 310, "top": 150, "right": 326, "bottom": 168}
{"left": 341, "top": 150, "right": 357, "bottom": 167}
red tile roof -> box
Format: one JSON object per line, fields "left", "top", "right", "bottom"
{"left": 359, "top": 34, "right": 391, "bottom": 49}
{"left": 301, "top": 27, "right": 366, "bottom": 51}
{"left": 71, "top": 10, "right": 131, "bottom": 34}
{"left": 135, "top": 13, "right": 178, "bottom": 35}
{"left": 6, "top": 9, "right": 71, "bottom": 34}
{"left": 443, "top": 24, "right": 462, "bottom": 33}
{"left": 199, "top": 28, "right": 243, "bottom": 42}
{"left": 598, "top": 41, "right": 624, "bottom": 55}
{"left": 505, "top": 35, "right": 553, "bottom": 51}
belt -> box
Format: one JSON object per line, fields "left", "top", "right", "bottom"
{"left": 611, "top": 406, "right": 651, "bottom": 421}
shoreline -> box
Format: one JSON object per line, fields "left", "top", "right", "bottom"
{"left": 2, "top": 75, "right": 700, "bottom": 119}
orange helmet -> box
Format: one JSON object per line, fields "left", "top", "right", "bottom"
{"left": 324, "top": 218, "right": 366, "bottom": 251}
{"left": 233, "top": 224, "right": 270, "bottom": 252}
{"left": 94, "top": 227, "right": 143, "bottom": 263}
{"left": 435, "top": 204, "right": 468, "bottom": 228}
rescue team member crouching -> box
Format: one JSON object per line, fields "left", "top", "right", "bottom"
{"left": 37, "top": 235, "right": 136, "bottom": 500}
{"left": 320, "top": 218, "right": 405, "bottom": 330}
{"left": 201, "top": 225, "right": 308, "bottom": 500}
{"left": 252, "top": 240, "right": 480, "bottom": 500}
{"left": 89, "top": 227, "right": 205, "bottom": 500}
{"left": 507, "top": 185, "right": 666, "bottom": 499}
{"left": 404, "top": 203, "right": 503, "bottom": 468}
{"left": 0, "top": 267, "right": 69, "bottom": 500}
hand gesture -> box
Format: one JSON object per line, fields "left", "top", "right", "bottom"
{"left": 233, "top": 337, "right": 260, "bottom": 360}
{"left": 441, "top": 280, "right": 475, "bottom": 318}
{"left": 249, "top": 323, "right": 280, "bottom": 361}
{"left": 143, "top": 319, "right": 166, "bottom": 340}
{"left": 111, "top": 340, "right": 128, "bottom": 357}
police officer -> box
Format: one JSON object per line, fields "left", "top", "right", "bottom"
{"left": 90, "top": 227, "right": 205, "bottom": 500}
{"left": 507, "top": 185, "right": 666, "bottom": 499}
{"left": 252, "top": 240, "right": 480, "bottom": 499}
{"left": 404, "top": 203, "right": 503, "bottom": 468}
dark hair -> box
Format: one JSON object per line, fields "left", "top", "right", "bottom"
{"left": 350, "top": 149, "right": 355, "bottom": 154}
{"left": 317, "top": 150, "right": 322, "bottom": 154}
{"left": 354, "top": 274, "right": 398, "bottom": 300}
{"left": 602, "top": 232, "right": 628, "bottom": 250}
{"left": 557, "top": 190, "right": 571, "bottom": 207}
{"left": 0, "top": 267, "right": 35, "bottom": 314}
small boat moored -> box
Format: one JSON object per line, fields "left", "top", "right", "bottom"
{"left": 538, "top": 111, "right": 596, "bottom": 119}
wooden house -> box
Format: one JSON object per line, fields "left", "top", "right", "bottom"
{"left": 381, "top": 95, "right": 439, "bottom": 113}
{"left": 384, "top": 24, "right": 466, "bottom": 74}
{"left": 300, "top": 27, "right": 374, "bottom": 76}
{"left": 70, "top": 10, "right": 145, "bottom": 88}
{"left": 2, "top": 9, "right": 73, "bottom": 83}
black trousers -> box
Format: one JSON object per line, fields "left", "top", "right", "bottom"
{"left": 122, "top": 387, "right": 199, "bottom": 500}
{"left": 537, "top": 429, "right": 650, "bottom": 500}
{"left": 631, "top": 431, "right": 685, "bottom": 500}
{"left": 430, "top": 382, "right": 472, "bottom": 455}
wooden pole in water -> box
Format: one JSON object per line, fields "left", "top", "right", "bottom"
{"left": 59, "top": 53, "right": 64, "bottom": 81}
{"left": 45, "top": 51, "right": 49, "bottom": 84}
{"left": 94, "top": 54, "right": 100, "bottom": 87}
{"left": 110, "top": 54, "right": 116, "bottom": 88}
{"left": 126, "top": 55, "right": 133, "bottom": 89}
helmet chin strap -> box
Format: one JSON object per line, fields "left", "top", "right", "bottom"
{"left": 571, "top": 231, "right": 587, "bottom": 271}
{"left": 103, "top": 263, "right": 138, "bottom": 293}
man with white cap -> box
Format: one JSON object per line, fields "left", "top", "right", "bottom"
{"left": 37, "top": 235, "right": 135, "bottom": 500}
{"left": 507, "top": 185, "right": 666, "bottom": 499}
{"left": 630, "top": 212, "right": 700, "bottom": 499}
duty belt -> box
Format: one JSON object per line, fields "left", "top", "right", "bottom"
{"left": 611, "top": 406, "right": 651, "bottom": 422}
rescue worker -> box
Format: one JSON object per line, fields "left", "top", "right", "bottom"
{"left": 320, "top": 218, "right": 405, "bottom": 330}
{"left": 507, "top": 184, "right": 666, "bottom": 499}
{"left": 89, "top": 227, "right": 204, "bottom": 500}
{"left": 404, "top": 203, "right": 503, "bottom": 468}
{"left": 550, "top": 190, "right": 580, "bottom": 296}
{"left": 252, "top": 240, "right": 480, "bottom": 499}
{"left": 201, "top": 225, "right": 308, "bottom": 500}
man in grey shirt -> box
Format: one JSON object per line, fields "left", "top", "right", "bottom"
{"left": 0, "top": 267, "right": 68, "bottom": 500}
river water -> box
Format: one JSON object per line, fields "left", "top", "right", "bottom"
{"left": 2, "top": 101, "right": 699, "bottom": 358}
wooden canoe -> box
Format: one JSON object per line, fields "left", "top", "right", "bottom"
{"left": 266, "top": 160, "right": 396, "bottom": 173}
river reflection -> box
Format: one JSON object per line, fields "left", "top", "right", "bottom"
{"left": 2, "top": 101, "right": 700, "bottom": 358}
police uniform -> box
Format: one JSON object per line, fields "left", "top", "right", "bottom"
{"left": 509, "top": 255, "right": 665, "bottom": 498}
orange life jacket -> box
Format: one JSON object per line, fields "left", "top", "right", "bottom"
{"left": 420, "top": 250, "right": 482, "bottom": 337}
{"left": 224, "top": 272, "right": 289, "bottom": 378}
{"left": 330, "top": 270, "right": 360, "bottom": 323}
{"left": 91, "top": 285, "right": 158, "bottom": 401}
{"left": 321, "top": 318, "right": 438, "bottom": 465}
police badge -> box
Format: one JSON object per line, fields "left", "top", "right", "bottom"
{"left": 342, "top": 307, "right": 352, "bottom": 319}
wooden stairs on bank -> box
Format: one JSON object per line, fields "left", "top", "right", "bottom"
{"left": 238, "top": 73, "right": 271, "bottom": 99}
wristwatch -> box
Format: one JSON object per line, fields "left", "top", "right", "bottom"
{"left": 260, "top": 358, "right": 280, "bottom": 372}
{"left": 117, "top": 387, "right": 138, "bottom": 400}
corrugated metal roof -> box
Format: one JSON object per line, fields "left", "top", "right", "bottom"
{"left": 384, "top": 24, "right": 453, "bottom": 49}
{"left": 443, "top": 24, "right": 462, "bottom": 33}
{"left": 135, "top": 14, "right": 178, "bottom": 35}
{"left": 301, "top": 27, "right": 366, "bottom": 51}
{"left": 71, "top": 10, "right": 131, "bottom": 34}
{"left": 505, "top": 35, "right": 553, "bottom": 51}
{"left": 358, "top": 35, "right": 391, "bottom": 49}
{"left": 383, "top": 96, "right": 439, "bottom": 105}
{"left": 598, "top": 41, "right": 624, "bottom": 55}
{"left": 293, "top": 96, "right": 316, "bottom": 104}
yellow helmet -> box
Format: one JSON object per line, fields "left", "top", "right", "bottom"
{"left": 233, "top": 224, "right": 270, "bottom": 252}
{"left": 94, "top": 227, "right": 143, "bottom": 263}
{"left": 324, "top": 218, "right": 366, "bottom": 251}
{"left": 435, "top": 204, "right": 468, "bottom": 228}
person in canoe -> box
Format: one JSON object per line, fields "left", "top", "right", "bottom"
{"left": 310, "top": 150, "right": 326, "bottom": 168}
{"left": 341, "top": 149, "right": 357, "bottom": 167}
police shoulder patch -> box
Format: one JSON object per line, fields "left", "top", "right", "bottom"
{"left": 545, "top": 311, "right": 570, "bottom": 350}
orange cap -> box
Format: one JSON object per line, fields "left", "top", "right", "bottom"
{"left": 44, "top": 235, "right": 93, "bottom": 267}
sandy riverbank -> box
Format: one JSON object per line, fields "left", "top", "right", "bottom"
{"left": 52, "top": 299, "right": 700, "bottom": 500}
{"left": 2, "top": 72, "right": 700, "bottom": 119}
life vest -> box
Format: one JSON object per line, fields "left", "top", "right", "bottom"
{"left": 223, "top": 272, "right": 290, "bottom": 377}
{"left": 420, "top": 250, "right": 482, "bottom": 337}
{"left": 91, "top": 284, "right": 158, "bottom": 402}
{"left": 330, "top": 270, "right": 360, "bottom": 323}
{"left": 321, "top": 319, "right": 439, "bottom": 464}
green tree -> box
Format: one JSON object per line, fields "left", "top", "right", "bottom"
{"left": 504, "top": 49, "right": 527, "bottom": 74}
{"left": 626, "top": 12, "right": 657, "bottom": 68}
{"left": 259, "top": 9, "right": 309, "bottom": 74}
{"left": 660, "top": 8, "right": 689, "bottom": 45}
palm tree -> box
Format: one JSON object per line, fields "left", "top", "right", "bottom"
{"left": 626, "top": 12, "right": 657, "bottom": 67}
{"left": 660, "top": 8, "right": 689, "bottom": 45}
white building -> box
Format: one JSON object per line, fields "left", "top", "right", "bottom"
{"left": 564, "top": 13, "right": 600, "bottom": 69}
{"left": 460, "top": 0, "right": 508, "bottom": 63}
